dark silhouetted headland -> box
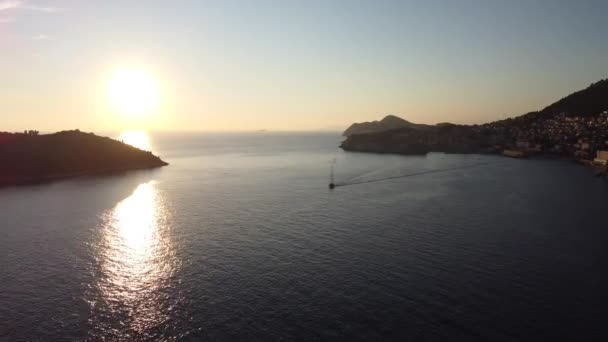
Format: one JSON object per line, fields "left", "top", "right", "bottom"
{"left": 342, "top": 114, "right": 433, "bottom": 136}
{"left": 0, "top": 130, "right": 168, "bottom": 186}
{"left": 341, "top": 79, "right": 608, "bottom": 163}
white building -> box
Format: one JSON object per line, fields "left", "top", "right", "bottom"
{"left": 594, "top": 151, "right": 608, "bottom": 165}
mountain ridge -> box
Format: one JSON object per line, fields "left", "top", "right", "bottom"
{"left": 342, "top": 114, "right": 433, "bottom": 136}
{"left": 341, "top": 79, "right": 608, "bottom": 157}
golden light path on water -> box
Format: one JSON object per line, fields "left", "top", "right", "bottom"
{"left": 118, "top": 130, "right": 152, "bottom": 151}
{"left": 89, "top": 181, "right": 178, "bottom": 339}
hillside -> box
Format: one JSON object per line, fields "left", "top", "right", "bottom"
{"left": 541, "top": 79, "right": 608, "bottom": 117}
{"left": 341, "top": 79, "right": 608, "bottom": 156}
{"left": 341, "top": 124, "right": 484, "bottom": 154}
{"left": 0, "top": 130, "right": 168, "bottom": 186}
{"left": 342, "top": 114, "right": 433, "bottom": 136}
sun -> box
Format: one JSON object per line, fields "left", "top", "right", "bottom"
{"left": 119, "top": 130, "right": 151, "bottom": 151}
{"left": 108, "top": 67, "right": 160, "bottom": 117}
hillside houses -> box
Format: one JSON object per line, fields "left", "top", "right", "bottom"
{"left": 477, "top": 111, "right": 608, "bottom": 158}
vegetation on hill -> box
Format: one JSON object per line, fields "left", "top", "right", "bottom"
{"left": 342, "top": 114, "right": 433, "bottom": 136}
{"left": 541, "top": 79, "right": 608, "bottom": 117}
{"left": 0, "top": 130, "right": 168, "bottom": 185}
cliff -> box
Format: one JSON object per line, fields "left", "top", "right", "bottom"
{"left": 0, "top": 130, "right": 168, "bottom": 186}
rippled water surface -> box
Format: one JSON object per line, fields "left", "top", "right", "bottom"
{"left": 1, "top": 132, "right": 608, "bottom": 341}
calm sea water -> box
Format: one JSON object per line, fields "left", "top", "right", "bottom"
{"left": 1, "top": 132, "right": 608, "bottom": 341}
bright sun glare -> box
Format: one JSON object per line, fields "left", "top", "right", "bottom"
{"left": 119, "top": 131, "right": 151, "bottom": 151}
{"left": 108, "top": 67, "right": 160, "bottom": 117}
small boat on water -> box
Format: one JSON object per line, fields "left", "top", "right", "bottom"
{"left": 329, "top": 158, "right": 336, "bottom": 189}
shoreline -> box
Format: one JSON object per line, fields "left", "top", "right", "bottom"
{"left": 340, "top": 148, "right": 608, "bottom": 178}
{"left": 0, "top": 130, "right": 169, "bottom": 188}
{"left": 0, "top": 163, "right": 168, "bottom": 188}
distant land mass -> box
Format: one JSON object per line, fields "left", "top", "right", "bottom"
{"left": 341, "top": 79, "right": 608, "bottom": 160}
{"left": 342, "top": 114, "right": 433, "bottom": 136}
{"left": 0, "top": 130, "right": 168, "bottom": 186}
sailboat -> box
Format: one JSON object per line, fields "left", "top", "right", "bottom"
{"left": 329, "top": 158, "right": 336, "bottom": 189}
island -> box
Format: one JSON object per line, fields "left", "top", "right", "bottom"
{"left": 342, "top": 114, "right": 434, "bottom": 136}
{"left": 0, "top": 130, "right": 168, "bottom": 186}
{"left": 340, "top": 79, "right": 608, "bottom": 175}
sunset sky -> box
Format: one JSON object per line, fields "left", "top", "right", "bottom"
{"left": 1, "top": 0, "right": 607, "bottom": 132}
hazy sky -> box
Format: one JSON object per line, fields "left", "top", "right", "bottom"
{"left": 1, "top": 0, "right": 607, "bottom": 132}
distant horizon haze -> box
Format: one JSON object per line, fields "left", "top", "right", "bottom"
{"left": 1, "top": 0, "right": 607, "bottom": 132}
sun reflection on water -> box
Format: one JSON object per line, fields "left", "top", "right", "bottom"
{"left": 89, "top": 181, "right": 179, "bottom": 339}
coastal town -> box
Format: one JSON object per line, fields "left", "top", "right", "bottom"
{"left": 341, "top": 79, "right": 608, "bottom": 178}
{"left": 477, "top": 111, "right": 608, "bottom": 175}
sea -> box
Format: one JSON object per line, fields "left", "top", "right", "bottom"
{"left": 1, "top": 132, "right": 607, "bottom": 341}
